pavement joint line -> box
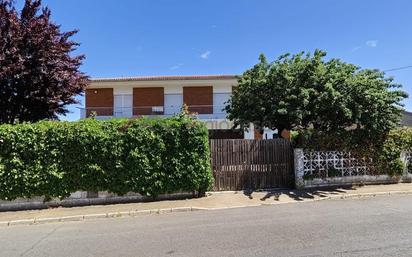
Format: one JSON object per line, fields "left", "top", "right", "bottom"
{"left": 1, "top": 189, "right": 412, "bottom": 227}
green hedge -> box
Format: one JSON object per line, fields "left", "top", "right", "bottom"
{"left": 0, "top": 114, "right": 213, "bottom": 200}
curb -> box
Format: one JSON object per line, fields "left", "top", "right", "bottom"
{"left": 1, "top": 190, "right": 412, "bottom": 227}
{"left": 0, "top": 207, "right": 194, "bottom": 227}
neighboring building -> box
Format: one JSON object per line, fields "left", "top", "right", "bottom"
{"left": 401, "top": 111, "right": 412, "bottom": 127}
{"left": 83, "top": 75, "right": 276, "bottom": 139}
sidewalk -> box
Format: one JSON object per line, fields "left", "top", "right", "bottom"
{"left": 1, "top": 183, "right": 412, "bottom": 226}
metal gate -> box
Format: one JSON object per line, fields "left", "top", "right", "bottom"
{"left": 210, "top": 139, "right": 294, "bottom": 191}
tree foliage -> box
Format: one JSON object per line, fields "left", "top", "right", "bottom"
{"left": 226, "top": 50, "right": 407, "bottom": 145}
{"left": 0, "top": 0, "right": 88, "bottom": 124}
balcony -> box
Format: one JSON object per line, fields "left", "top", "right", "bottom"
{"left": 79, "top": 105, "right": 228, "bottom": 120}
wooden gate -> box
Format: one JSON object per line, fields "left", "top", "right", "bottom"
{"left": 210, "top": 139, "right": 294, "bottom": 191}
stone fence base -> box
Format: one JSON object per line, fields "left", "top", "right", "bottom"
{"left": 0, "top": 191, "right": 194, "bottom": 212}
{"left": 300, "top": 175, "right": 412, "bottom": 189}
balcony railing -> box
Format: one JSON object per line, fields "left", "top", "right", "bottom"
{"left": 78, "top": 105, "right": 228, "bottom": 120}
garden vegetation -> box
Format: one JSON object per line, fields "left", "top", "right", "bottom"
{"left": 0, "top": 114, "right": 213, "bottom": 200}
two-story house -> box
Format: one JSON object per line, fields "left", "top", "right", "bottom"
{"left": 82, "top": 75, "right": 277, "bottom": 139}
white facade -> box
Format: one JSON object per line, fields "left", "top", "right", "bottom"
{"left": 88, "top": 77, "right": 234, "bottom": 118}
{"left": 85, "top": 75, "right": 276, "bottom": 139}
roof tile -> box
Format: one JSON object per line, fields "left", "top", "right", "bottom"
{"left": 91, "top": 74, "right": 238, "bottom": 82}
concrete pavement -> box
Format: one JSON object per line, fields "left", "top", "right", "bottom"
{"left": 2, "top": 194, "right": 412, "bottom": 256}
{"left": 1, "top": 183, "right": 412, "bottom": 225}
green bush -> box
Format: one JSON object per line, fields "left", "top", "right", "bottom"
{"left": 377, "top": 128, "right": 412, "bottom": 176}
{"left": 0, "top": 114, "right": 213, "bottom": 200}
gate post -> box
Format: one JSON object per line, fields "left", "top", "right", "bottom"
{"left": 294, "top": 148, "right": 305, "bottom": 189}
{"left": 400, "top": 151, "right": 411, "bottom": 181}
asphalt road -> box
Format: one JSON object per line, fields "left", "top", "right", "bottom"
{"left": 2, "top": 195, "right": 412, "bottom": 257}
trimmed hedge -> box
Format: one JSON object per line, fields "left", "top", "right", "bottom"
{"left": 0, "top": 114, "right": 213, "bottom": 200}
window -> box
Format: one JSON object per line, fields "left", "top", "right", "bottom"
{"left": 133, "top": 87, "right": 164, "bottom": 115}
{"left": 183, "top": 86, "right": 213, "bottom": 114}
{"left": 85, "top": 88, "right": 113, "bottom": 116}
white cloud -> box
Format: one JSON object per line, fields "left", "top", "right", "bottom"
{"left": 200, "top": 51, "right": 211, "bottom": 59}
{"left": 351, "top": 46, "right": 362, "bottom": 52}
{"left": 366, "top": 40, "right": 378, "bottom": 48}
{"left": 169, "top": 63, "right": 183, "bottom": 70}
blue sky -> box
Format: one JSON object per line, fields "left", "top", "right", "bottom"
{"left": 18, "top": 0, "right": 412, "bottom": 120}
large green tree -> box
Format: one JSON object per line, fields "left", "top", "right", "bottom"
{"left": 0, "top": 0, "right": 88, "bottom": 124}
{"left": 225, "top": 50, "right": 407, "bottom": 144}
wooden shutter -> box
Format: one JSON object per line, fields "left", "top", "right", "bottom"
{"left": 133, "top": 87, "right": 164, "bottom": 115}
{"left": 183, "top": 86, "right": 213, "bottom": 114}
{"left": 85, "top": 88, "right": 113, "bottom": 116}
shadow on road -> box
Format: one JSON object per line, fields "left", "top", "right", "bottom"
{"left": 243, "top": 185, "right": 359, "bottom": 202}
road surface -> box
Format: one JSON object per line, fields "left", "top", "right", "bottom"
{"left": 2, "top": 195, "right": 412, "bottom": 257}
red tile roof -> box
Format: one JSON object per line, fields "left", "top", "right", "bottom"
{"left": 91, "top": 74, "right": 238, "bottom": 82}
